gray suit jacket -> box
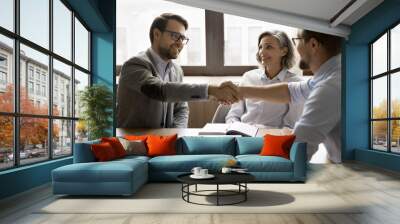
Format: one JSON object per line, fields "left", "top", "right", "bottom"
{"left": 117, "top": 49, "right": 208, "bottom": 128}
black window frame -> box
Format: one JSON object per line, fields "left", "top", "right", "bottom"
{"left": 370, "top": 19, "right": 400, "bottom": 154}
{"left": 0, "top": 0, "right": 92, "bottom": 171}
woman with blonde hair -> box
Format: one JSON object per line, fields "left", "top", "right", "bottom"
{"left": 225, "top": 30, "right": 303, "bottom": 128}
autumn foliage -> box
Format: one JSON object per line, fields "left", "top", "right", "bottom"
{"left": 0, "top": 84, "right": 59, "bottom": 150}
{"left": 372, "top": 99, "right": 400, "bottom": 141}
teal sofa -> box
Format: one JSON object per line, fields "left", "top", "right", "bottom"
{"left": 52, "top": 136, "right": 307, "bottom": 196}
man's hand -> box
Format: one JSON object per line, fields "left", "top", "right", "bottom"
{"left": 208, "top": 81, "right": 240, "bottom": 105}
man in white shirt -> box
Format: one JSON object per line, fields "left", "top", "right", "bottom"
{"left": 238, "top": 30, "right": 343, "bottom": 163}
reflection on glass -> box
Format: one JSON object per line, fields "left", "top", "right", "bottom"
{"left": 0, "top": 34, "right": 14, "bottom": 113}
{"left": 53, "top": 59, "right": 72, "bottom": 117}
{"left": 75, "top": 18, "right": 89, "bottom": 69}
{"left": 53, "top": 0, "right": 72, "bottom": 60}
{"left": 20, "top": 0, "right": 49, "bottom": 49}
{"left": 75, "top": 120, "right": 88, "bottom": 143}
{"left": 224, "top": 14, "right": 297, "bottom": 66}
{"left": 391, "top": 120, "right": 400, "bottom": 153}
{"left": 74, "top": 69, "right": 89, "bottom": 118}
{"left": 53, "top": 119, "right": 72, "bottom": 158}
{"left": 0, "top": 116, "right": 13, "bottom": 170}
{"left": 0, "top": 0, "right": 14, "bottom": 31}
{"left": 20, "top": 44, "right": 49, "bottom": 115}
{"left": 372, "top": 121, "right": 387, "bottom": 151}
{"left": 391, "top": 24, "right": 400, "bottom": 70}
{"left": 391, "top": 72, "right": 400, "bottom": 118}
{"left": 372, "top": 33, "right": 387, "bottom": 76}
{"left": 372, "top": 77, "right": 387, "bottom": 119}
{"left": 116, "top": 0, "right": 205, "bottom": 65}
{"left": 20, "top": 117, "right": 49, "bottom": 165}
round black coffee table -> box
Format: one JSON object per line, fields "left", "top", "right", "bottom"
{"left": 177, "top": 173, "right": 255, "bottom": 206}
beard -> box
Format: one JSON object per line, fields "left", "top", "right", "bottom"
{"left": 299, "top": 59, "right": 310, "bottom": 70}
{"left": 159, "top": 44, "right": 180, "bottom": 60}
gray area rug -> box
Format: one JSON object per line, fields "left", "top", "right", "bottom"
{"left": 38, "top": 183, "right": 362, "bottom": 214}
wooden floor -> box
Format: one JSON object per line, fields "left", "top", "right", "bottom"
{"left": 1, "top": 162, "right": 400, "bottom": 224}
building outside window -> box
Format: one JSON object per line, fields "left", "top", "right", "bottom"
{"left": 28, "top": 81, "right": 34, "bottom": 94}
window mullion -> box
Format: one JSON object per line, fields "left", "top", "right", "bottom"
{"left": 71, "top": 10, "right": 76, "bottom": 152}
{"left": 205, "top": 10, "right": 224, "bottom": 75}
{"left": 49, "top": 0, "right": 54, "bottom": 159}
{"left": 14, "top": 0, "right": 21, "bottom": 166}
{"left": 388, "top": 29, "right": 391, "bottom": 152}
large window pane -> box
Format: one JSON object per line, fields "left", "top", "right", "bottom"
{"left": 0, "top": 116, "right": 13, "bottom": 170}
{"left": 0, "top": 34, "right": 14, "bottom": 113}
{"left": 20, "top": 0, "right": 49, "bottom": 49}
{"left": 53, "top": 59, "right": 72, "bottom": 117}
{"left": 20, "top": 44, "right": 49, "bottom": 115}
{"left": 116, "top": 0, "right": 206, "bottom": 66}
{"left": 0, "top": 0, "right": 14, "bottom": 31}
{"left": 391, "top": 72, "right": 400, "bottom": 118}
{"left": 372, "top": 77, "right": 387, "bottom": 119}
{"left": 74, "top": 69, "right": 89, "bottom": 118}
{"left": 391, "top": 24, "right": 400, "bottom": 70}
{"left": 372, "top": 33, "right": 387, "bottom": 76}
{"left": 391, "top": 120, "right": 400, "bottom": 153}
{"left": 53, "top": 119, "right": 72, "bottom": 158}
{"left": 74, "top": 18, "right": 89, "bottom": 70}
{"left": 224, "top": 14, "right": 297, "bottom": 66}
{"left": 372, "top": 121, "right": 388, "bottom": 151}
{"left": 20, "top": 117, "right": 49, "bottom": 165}
{"left": 53, "top": 0, "right": 72, "bottom": 60}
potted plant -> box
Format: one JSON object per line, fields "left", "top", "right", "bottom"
{"left": 79, "top": 84, "right": 113, "bottom": 140}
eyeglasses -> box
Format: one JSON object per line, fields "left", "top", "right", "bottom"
{"left": 291, "top": 37, "right": 303, "bottom": 46}
{"left": 163, "top": 29, "right": 189, "bottom": 45}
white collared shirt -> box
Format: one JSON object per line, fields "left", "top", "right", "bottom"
{"left": 288, "top": 55, "right": 341, "bottom": 163}
{"left": 226, "top": 68, "right": 303, "bottom": 128}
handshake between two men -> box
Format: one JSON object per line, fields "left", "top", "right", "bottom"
{"left": 208, "top": 81, "right": 241, "bottom": 105}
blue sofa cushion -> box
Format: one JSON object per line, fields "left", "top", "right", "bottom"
{"left": 236, "top": 137, "right": 263, "bottom": 155}
{"left": 53, "top": 159, "right": 147, "bottom": 183}
{"left": 148, "top": 154, "right": 235, "bottom": 172}
{"left": 236, "top": 155, "right": 293, "bottom": 172}
{"left": 177, "top": 136, "right": 236, "bottom": 155}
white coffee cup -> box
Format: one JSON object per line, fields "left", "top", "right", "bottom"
{"left": 200, "top": 169, "right": 208, "bottom": 176}
{"left": 191, "top": 167, "right": 202, "bottom": 176}
{"left": 221, "top": 167, "right": 232, "bottom": 174}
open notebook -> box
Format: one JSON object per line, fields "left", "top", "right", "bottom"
{"left": 198, "top": 122, "right": 259, "bottom": 137}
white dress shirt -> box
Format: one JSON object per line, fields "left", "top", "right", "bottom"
{"left": 226, "top": 68, "right": 303, "bottom": 128}
{"left": 288, "top": 55, "right": 341, "bottom": 163}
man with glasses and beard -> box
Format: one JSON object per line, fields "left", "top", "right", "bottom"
{"left": 118, "top": 13, "right": 238, "bottom": 128}
{"left": 237, "top": 30, "right": 343, "bottom": 163}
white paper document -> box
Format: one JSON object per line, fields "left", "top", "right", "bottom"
{"left": 198, "top": 122, "right": 259, "bottom": 137}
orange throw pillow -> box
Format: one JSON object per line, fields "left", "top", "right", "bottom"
{"left": 101, "top": 137, "right": 127, "bottom": 158}
{"left": 91, "top": 142, "right": 117, "bottom": 161}
{"left": 260, "top": 134, "right": 296, "bottom": 159}
{"left": 146, "top": 134, "right": 177, "bottom": 157}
